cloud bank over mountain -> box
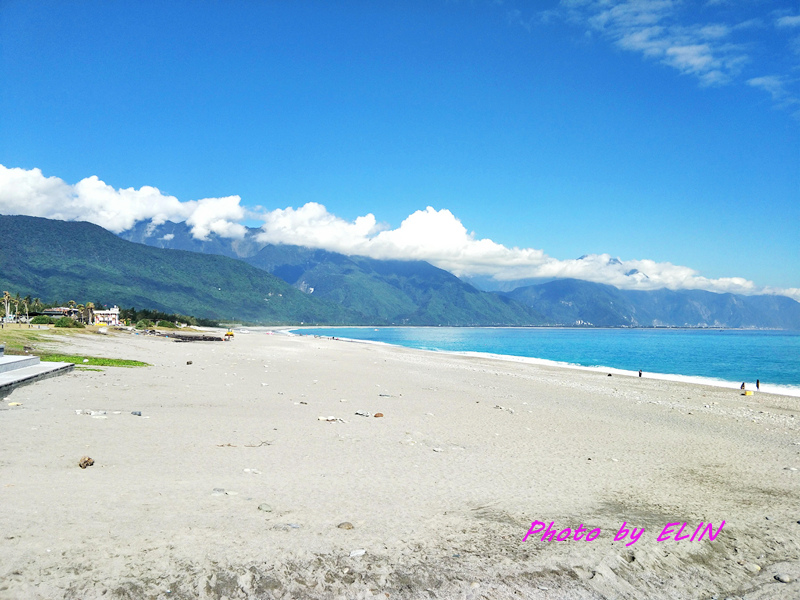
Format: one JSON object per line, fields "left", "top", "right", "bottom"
{"left": 254, "top": 203, "right": 800, "bottom": 301}
{"left": 0, "top": 165, "right": 247, "bottom": 240}
{"left": 2, "top": 164, "right": 798, "bottom": 301}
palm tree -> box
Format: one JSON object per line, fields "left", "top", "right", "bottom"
{"left": 9, "top": 297, "right": 19, "bottom": 322}
{"left": 85, "top": 302, "right": 95, "bottom": 325}
{"left": 21, "top": 296, "right": 31, "bottom": 324}
{"left": 2, "top": 291, "right": 10, "bottom": 320}
{"left": 76, "top": 304, "right": 85, "bottom": 323}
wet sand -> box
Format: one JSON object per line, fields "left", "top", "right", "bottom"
{"left": 1, "top": 329, "right": 798, "bottom": 599}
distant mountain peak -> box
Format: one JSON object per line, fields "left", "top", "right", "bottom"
{"left": 625, "top": 268, "right": 649, "bottom": 279}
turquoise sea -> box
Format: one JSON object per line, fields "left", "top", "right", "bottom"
{"left": 291, "top": 327, "right": 800, "bottom": 396}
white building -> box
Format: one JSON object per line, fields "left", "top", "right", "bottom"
{"left": 93, "top": 305, "right": 121, "bottom": 326}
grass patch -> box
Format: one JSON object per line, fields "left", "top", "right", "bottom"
{"left": 75, "top": 366, "right": 104, "bottom": 371}
{"left": 0, "top": 327, "right": 48, "bottom": 351}
{"left": 38, "top": 353, "right": 150, "bottom": 367}
{"left": 1, "top": 323, "right": 97, "bottom": 350}
{"left": 1, "top": 324, "right": 148, "bottom": 367}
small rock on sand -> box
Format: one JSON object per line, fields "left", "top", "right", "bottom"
{"left": 257, "top": 504, "right": 273, "bottom": 512}
{"left": 775, "top": 574, "right": 793, "bottom": 583}
{"left": 78, "top": 456, "right": 94, "bottom": 469}
{"left": 374, "top": 412, "right": 384, "bottom": 418}
{"left": 337, "top": 522, "right": 354, "bottom": 529}
{"left": 743, "top": 563, "right": 761, "bottom": 573}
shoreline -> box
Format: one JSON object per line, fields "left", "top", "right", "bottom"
{"left": 1, "top": 329, "right": 799, "bottom": 599}
{"left": 288, "top": 327, "right": 800, "bottom": 398}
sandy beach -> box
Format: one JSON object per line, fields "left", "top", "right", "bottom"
{"left": 1, "top": 329, "right": 799, "bottom": 599}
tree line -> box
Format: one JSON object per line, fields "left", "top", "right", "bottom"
{"left": 1, "top": 291, "right": 218, "bottom": 327}
{"left": 119, "top": 307, "right": 219, "bottom": 328}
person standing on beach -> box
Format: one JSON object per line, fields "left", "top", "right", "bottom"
{"left": 639, "top": 370, "right": 642, "bottom": 378}
{"left": 741, "top": 382, "right": 746, "bottom": 390}
{"left": 756, "top": 379, "right": 760, "bottom": 390}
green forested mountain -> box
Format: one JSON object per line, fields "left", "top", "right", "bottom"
{"left": 120, "top": 220, "right": 544, "bottom": 325}
{"left": 243, "top": 245, "right": 543, "bottom": 325}
{"left": 5, "top": 215, "right": 797, "bottom": 328}
{"left": 0, "top": 215, "right": 349, "bottom": 323}
{"left": 120, "top": 218, "right": 261, "bottom": 258}
{"left": 119, "top": 219, "right": 800, "bottom": 329}
{"left": 1, "top": 215, "right": 540, "bottom": 325}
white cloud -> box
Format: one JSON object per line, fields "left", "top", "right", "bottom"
{"left": 747, "top": 75, "right": 800, "bottom": 113}
{"left": 776, "top": 15, "right": 800, "bottom": 28}
{"left": 184, "top": 196, "right": 247, "bottom": 240}
{"left": 2, "top": 165, "right": 797, "bottom": 302}
{"left": 664, "top": 44, "right": 716, "bottom": 73}
{"left": 0, "top": 165, "right": 246, "bottom": 240}
{"left": 256, "top": 202, "right": 800, "bottom": 301}
{"left": 747, "top": 75, "right": 786, "bottom": 100}
{"left": 554, "top": 2, "right": 788, "bottom": 88}
{"left": 542, "top": 1, "right": 800, "bottom": 111}
{"left": 254, "top": 202, "right": 383, "bottom": 253}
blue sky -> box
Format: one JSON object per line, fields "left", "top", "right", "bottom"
{"left": 1, "top": 1, "right": 798, "bottom": 297}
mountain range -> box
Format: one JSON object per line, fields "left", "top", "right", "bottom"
{"left": 502, "top": 278, "right": 800, "bottom": 329}
{"left": 0, "top": 215, "right": 536, "bottom": 325}
{"left": 119, "top": 220, "right": 800, "bottom": 329}
{"left": 2, "top": 214, "right": 798, "bottom": 328}
{"left": 0, "top": 215, "right": 346, "bottom": 324}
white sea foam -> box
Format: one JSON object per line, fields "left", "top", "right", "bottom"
{"left": 448, "top": 350, "right": 800, "bottom": 398}
{"left": 288, "top": 328, "right": 800, "bottom": 398}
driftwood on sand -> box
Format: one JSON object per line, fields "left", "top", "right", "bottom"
{"left": 168, "top": 333, "right": 224, "bottom": 342}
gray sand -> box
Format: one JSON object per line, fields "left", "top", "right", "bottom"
{"left": 1, "top": 329, "right": 798, "bottom": 599}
